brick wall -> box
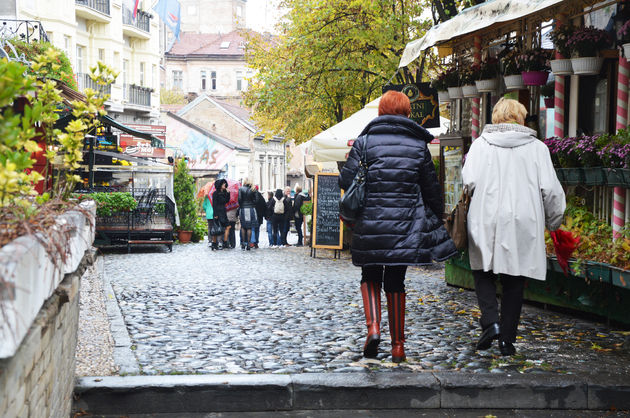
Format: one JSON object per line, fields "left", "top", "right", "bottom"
{"left": 0, "top": 252, "right": 91, "bottom": 418}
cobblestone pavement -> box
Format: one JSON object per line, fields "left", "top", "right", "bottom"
{"left": 102, "top": 226, "right": 630, "bottom": 376}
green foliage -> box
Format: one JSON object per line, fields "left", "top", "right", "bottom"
{"left": 300, "top": 201, "right": 313, "bottom": 216}
{"left": 243, "top": 0, "right": 434, "bottom": 144}
{"left": 91, "top": 192, "right": 138, "bottom": 217}
{"left": 5, "top": 39, "right": 78, "bottom": 90}
{"left": 191, "top": 217, "right": 207, "bottom": 243}
{"left": 173, "top": 159, "right": 197, "bottom": 231}
{"left": 160, "top": 88, "right": 187, "bottom": 105}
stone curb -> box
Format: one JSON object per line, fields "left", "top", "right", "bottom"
{"left": 73, "top": 372, "right": 630, "bottom": 414}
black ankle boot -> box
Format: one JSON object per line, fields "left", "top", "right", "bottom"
{"left": 476, "top": 322, "right": 500, "bottom": 350}
{"left": 498, "top": 339, "right": 516, "bottom": 356}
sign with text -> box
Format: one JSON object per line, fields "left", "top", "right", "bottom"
{"left": 119, "top": 137, "right": 166, "bottom": 158}
{"left": 312, "top": 173, "right": 343, "bottom": 250}
{"left": 382, "top": 83, "right": 440, "bottom": 128}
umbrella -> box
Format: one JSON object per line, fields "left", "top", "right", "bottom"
{"left": 197, "top": 179, "right": 241, "bottom": 211}
{"left": 550, "top": 229, "right": 580, "bottom": 276}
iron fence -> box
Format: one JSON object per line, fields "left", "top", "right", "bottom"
{"left": 122, "top": 7, "right": 150, "bottom": 33}
{"left": 75, "top": 0, "right": 110, "bottom": 15}
{"left": 76, "top": 72, "right": 112, "bottom": 96}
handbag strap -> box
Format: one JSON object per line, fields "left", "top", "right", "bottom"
{"left": 359, "top": 135, "right": 368, "bottom": 168}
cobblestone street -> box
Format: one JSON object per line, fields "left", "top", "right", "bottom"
{"left": 89, "top": 225, "right": 630, "bottom": 378}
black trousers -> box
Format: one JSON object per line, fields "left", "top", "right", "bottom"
{"left": 472, "top": 270, "right": 526, "bottom": 344}
{"left": 361, "top": 265, "right": 407, "bottom": 293}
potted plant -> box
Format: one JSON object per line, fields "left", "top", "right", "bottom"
{"left": 173, "top": 158, "right": 197, "bottom": 243}
{"left": 444, "top": 66, "right": 463, "bottom": 100}
{"left": 502, "top": 49, "right": 525, "bottom": 90}
{"left": 597, "top": 128, "right": 630, "bottom": 187}
{"left": 566, "top": 26, "right": 612, "bottom": 75}
{"left": 549, "top": 23, "right": 575, "bottom": 75}
{"left": 475, "top": 57, "right": 500, "bottom": 92}
{"left": 515, "top": 48, "right": 551, "bottom": 86}
{"left": 618, "top": 20, "right": 630, "bottom": 58}
{"left": 430, "top": 70, "right": 450, "bottom": 102}
{"left": 460, "top": 65, "right": 479, "bottom": 97}
{"left": 541, "top": 81, "right": 555, "bottom": 109}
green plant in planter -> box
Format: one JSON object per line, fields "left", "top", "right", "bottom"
{"left": 91, "top": 192, "right": 138, "bottom": 217}
{"left": 191, "top": 217, "right": 207, "bottom": 243}
{"left": 478, "top": 57, "right": 500, "bottom": 79}
{"left": 301, "top": 201, "right": 313, "bottom": 232}
{"left": 443, "top": 66, "right": 460, "bottom": 88}
{"left": 430, "top": 70, "right": 449, "bottom": 91}
{"left": 173, "top": 159, "right": 197, "bottom": 231}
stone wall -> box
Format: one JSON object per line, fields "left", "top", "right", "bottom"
{"left": 0, "top": 252, "right": 92, "bottom": 418}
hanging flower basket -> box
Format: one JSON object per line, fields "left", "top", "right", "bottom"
{"left": 623, "top": 43, "right": 630, "bottom": 59}
{"left": 604, "top": 168, "right": 630, "bottom": 187}
{"left": 544, "top": 97, "right": 554, "bottom": 108}
{"left": 447, "top": 86, "right": 463, "bottom": 99}
{"left": 462, "top": 84, "right": 479, "bottom": 97}
{"left": 504, "top": 74, "right": 525, "bottom": 90}
{"left": 582, "top": 167, "right": 606, "bottom": 186}
{"left": 521, "top": 71, "right": 549, "bottom": 86}
{"left": 570, "top": 57, "right": 603, "bottom": 75}
{"left": 438, "top": 90, "right": 451, "bottom": 102}
{"left": 475, "top": 78, "right": 498, "bottom": 92}
{"left": 550, "top": 59, "right": 573, "bottom": 76}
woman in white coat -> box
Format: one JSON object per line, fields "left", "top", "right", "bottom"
{"left": 462, "top": 98, "right": 565, "bottom": 356}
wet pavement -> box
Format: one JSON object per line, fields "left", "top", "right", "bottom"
{"left": 101, "top": 224, "right": 630, "bottom": 377}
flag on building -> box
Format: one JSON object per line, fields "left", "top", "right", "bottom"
{"left": 153, "top": 0, "right": 181, "bottom": 40}
{"left": 123, "top": 0, "right": 140, "bottom": 18}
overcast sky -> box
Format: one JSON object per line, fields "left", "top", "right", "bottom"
{"left": 246, "top": 0, "right": 283, "bottom": 33}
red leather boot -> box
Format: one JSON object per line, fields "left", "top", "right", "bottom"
{"left": 360, "top": 281, "right": 381, "bottom": 358}
{"left": 386, "top": 292, "right": 406, "bottom": 363}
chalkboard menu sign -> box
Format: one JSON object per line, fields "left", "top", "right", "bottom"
{"left": 312, "top": 173, "right": 343, "bottom": 249}
{"left": 382, "top": 83, "right": 440, "bottom": 128}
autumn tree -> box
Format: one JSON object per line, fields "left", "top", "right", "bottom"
{"left": 243, "top": 0, "right": 433, "bottom": 144}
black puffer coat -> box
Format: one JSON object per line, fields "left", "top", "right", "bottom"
{"left": 338, "top": 115, "right": 457, "bottom": 266}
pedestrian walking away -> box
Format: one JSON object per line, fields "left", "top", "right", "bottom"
{"left": 253, "top": 185, "right": 266, "bottom": 248}
{"left": 339, "top": 90, "right": 458, "bottom": 363}
{"left": 237, "top": 178, "right": 258, "bottom": 250}
{"left": 270, "top": 189, "right": 288, "bottom": 248}
{"left": 292, "top": 184, "right": 309, "bottom": 247}
{"left": 265, "top": 191, "right": 278, "bottom": 247}
{"left": 226, "top": 207, "right": 238, "bottom": 249}
{"left": 282, "top": 186, "right": 293, "bottom": 246}
{"left": 202, "top": 193, "right": 214, "bottom": 248}
{"left": 211, "top": 179, "right": 231, "bottom": 250}
{"left": 462, "top": 98, "right": 566, "bottom": 357}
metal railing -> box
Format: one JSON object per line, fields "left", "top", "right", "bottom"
{"left": 75, "top": 0, "right": 110, "bottom": 16}
{"left": 76, "top": 72, "right": 112, "bottom": 96}
{"left": 122, "top": 7, "right": 150, "bottom": 33}
{"left": 0, "top": 19, "right": 50, "bottom": 44}
{"left": 125, "top": 83, "right": 152, "bottom": 107}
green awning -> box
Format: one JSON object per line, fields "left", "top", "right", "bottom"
{"left": 100, "top": 115, "right": 165, "bottom": 148}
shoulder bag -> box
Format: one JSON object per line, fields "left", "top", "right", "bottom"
{"left": 339, "top": 135, "right": 368, "bottom": 228}
{"left": 445, "top": 186, "right": 470, "bottom": 251}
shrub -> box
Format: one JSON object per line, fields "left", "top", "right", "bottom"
{"left": 91, "top": 192, "right": 137, "bottom": 217}
{"left": 191, "top": 217, "right": 207, "bottom": 243}
{"left": 173, "top": 159, "right": 197, "bottom": 231}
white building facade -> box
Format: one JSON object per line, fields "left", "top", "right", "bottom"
{"left": 1, "top": 0, "right": 161, "bottom": 124}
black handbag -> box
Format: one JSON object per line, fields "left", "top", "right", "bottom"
{"left": 339, "top": 135, "right": 368, "bottom": 227}
{"left": 210, "top": 220, "right": 225, "bottom": 236}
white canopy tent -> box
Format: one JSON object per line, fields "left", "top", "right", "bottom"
{"left": 305, "top": 96, "right": 448, "bottom": 163}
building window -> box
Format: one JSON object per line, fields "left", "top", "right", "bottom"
{"left": 173, "top": 70, "right": 183, "bottom": 90}
{"left": 236, "top": 71, "right": 243, "bottom": 91}
{"left": 64, "top": 35, "right": 71, "bottom": 57}
{"left": 152, "top": 64, "right": 157, "bottom": 90}
{"left": 98, "top": 48, "right": 105, "bottom": 63}
{"left": 593, "top": 79, "right": 608, "bottom": 135}
{"left": 123, "top": 59, "right": 129, "bottom": 99}
{"left": 236, "top": 6, "right": 242, "bottom": 16}
{"left": 201, "top": 70, "right": 206, "bottom": 90}
{"left": 139, "top": 62, "right": 145, "bottom": 86}
{"left": 76, "top": 45, "right": 84, "bottom": 73}
{"left": 220, "top": 41, "right": 230, "bottom": 49}
{"left": 211, "top": 71, "right": 217, "bottom": 90}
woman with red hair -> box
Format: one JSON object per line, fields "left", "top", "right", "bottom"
{"left": 339, "top": 90, "right": 457, "bottom": 363}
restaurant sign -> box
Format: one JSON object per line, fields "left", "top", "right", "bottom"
{"left": 119, "top": 124, "right": 167, "bottom": 158}
{"left": 382, "top": 83, "right": 440, "bottom": 129}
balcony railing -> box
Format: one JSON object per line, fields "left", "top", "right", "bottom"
{"left": 122, "top": 7, "right": 150, "bottom": 33}
{"left": 75, "top": 0, "right": 110, "bottom": 16}
{"left": 0, "top": 19, "right": 50, "bottom": 44}
{"left": 76, "top": 72, "right": 112, "bottom": 96}
{"left": 125, "top": 84, "right": 152, "bottom": 107}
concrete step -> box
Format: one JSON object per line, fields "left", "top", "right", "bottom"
{"left": 73, "top": 372, "right": 630, "bottom": 416}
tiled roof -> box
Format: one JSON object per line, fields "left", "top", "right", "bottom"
{"left": 211, "top": 98, "right": 256, "bottom": 131}
{"left": 167, "top": 31, "right": 248, "bottom": 56}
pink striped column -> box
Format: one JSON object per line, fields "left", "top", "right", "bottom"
{"left": 614, "top": 57, "right": 629, "bottom": 239}
{"left": 554, "top": 75, "right": 565, "bottom": 138}
{"left": 472, "top": 36, "right": 481, "bottom": 139}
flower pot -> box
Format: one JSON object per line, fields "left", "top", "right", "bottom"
{"left": 550, "top": 59, "right": 573, "bottom": 76}
{"left": 503, "top": 74, "right": 525, "bottom": 90}
{"left": 521, "top": 71, "right": 549, "bottom": 86}
{"left": 475, "top": 78, "right": 498, "bottom": 92}
{"left": 438, "top": 90, "right": 450, "bottom": 102}
{"left": 586, "top": 261, "right": 612, "bottom": 283}
{"left": 623, "top": 43, "right": 630, "bottom": 59}
{"left": 544, "top": 97, "right": 554, "bottom": 109}
{"left": 604, "top": 168, "right": 630, "bottom": 187}
{"left": 462, "top": 84, "right": 479, "bottom": 97}
{"left": 611, "top": 266, "right": 630, "bottom": 289}
{"left": 447, "top": 86, "right": 463, "bottom": 99}
{"left": 178, "top": 230, "right": 192, "bottom": 243}
{"left": 556, "top": 168, "right": 584, "bottom": 185}
{"left": 570, "top": 57, "right": 604, "bottom": 75}
{"left": 583, "top": 167, "right": 606, "bottom": 186}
